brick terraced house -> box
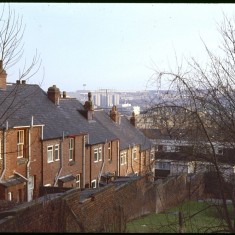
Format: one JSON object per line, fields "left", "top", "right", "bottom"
{"left": 0, "top": 65, "right": 154, "bottom": 202}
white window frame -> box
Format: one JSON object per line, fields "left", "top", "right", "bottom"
{"left": 54, "top": 144, "right": 60, "bottom": 161}
{"left": 108, "top": 142, "right": 112, "bottom": 160}
{"left": 8, "top": 192, "right": 12, "bottom": 201}
{"left": 94, "top": 148, "right": 99, "bottom": 162}
{"left": 120, "top": 152, "right": 127, "bottom": 165}
{"left": 76, "top": 174, "right": 80, "bottom": 188}
{"left": 98, "top": 147, "right": 102, "bottom": 161}
{"left": 132, "top": 148, "right": 137, "bottom": 160}
{"left": 94, "top": 147, "right": 102, "bottom": 162}
{"left": 150, "top": 148, "right": 155, "bottom": 160}
{"left": 47, "top": 145, "right": 53, "bottom": 163}
{"left": 17, "top": 130, "right": 24, "bottom": 158}
{"left": 91, "top": 179, "right": 97, "bottom": 188}
{"left": 69, "top": 138, "right": 75, "bottom": 161}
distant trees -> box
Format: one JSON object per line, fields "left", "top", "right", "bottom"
{"left": 145, "top": 14, "right": 235, "bottom": 232}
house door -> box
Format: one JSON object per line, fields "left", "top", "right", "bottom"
{"left": 28, "top": 176, "right": 34, "bottom": 202}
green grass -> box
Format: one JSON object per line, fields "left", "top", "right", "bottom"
{"left": 126, "top": 200, "right": 233, "bottom": 233}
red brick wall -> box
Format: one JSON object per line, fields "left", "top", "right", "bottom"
{"left": 0, "top": 173, "right": 206, "bottom": 233}
{"left": 42, "top": 135, "right": 84, "bottom": 187}
{"left": 5, "top": 129, "right": 28, "bottom": 179}
{"left": 131, "top": 145, "right": 141, "bottom": 174}
{"left": 140, "top": 150, "right": 154, "bottom": 176}
{"left": 0, "top": 126, "right": 42, "bottom": 201}
{"left": 103, "top": 140, "right": 119, "bottom": 176}
{"left": 29, "top": 126, "right": 43, "bottom": 199}
{"left": 84, "top": 145, "right": 91, "bottom": 187}
{"left": 0, "top": 195, "right": 63, "bottom": 232}
{"left": 84, "top": 140, "right": 119, "bottom": 188}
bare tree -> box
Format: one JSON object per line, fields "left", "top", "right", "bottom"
{"left": 0, "top": 3, "right": 42, "bottom": 204}
{"left": 143, "top": 14, "right": 235, "bottom": 232}
{"left": 0, "top": 3, "right": 42, "bottom": 125}
{"left": 0, "top": 3, "right": 41, "bottom": 81}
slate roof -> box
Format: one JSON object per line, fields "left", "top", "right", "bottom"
{"left": 58, "top": 98, "right": 117, "bottom": 144}
{"left": 93, "top": 110, "right": 153, "bottom": 151}
{"left": 0, "top": 83, "right": 87, "bottom": 140}
{"left": 0, "top": 83, "right": 152, "bottom": 150}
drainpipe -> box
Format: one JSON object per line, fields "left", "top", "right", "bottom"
{"left": 41, "top": 125, "right": 44, "bottom": 186}
{"left": 90, "top": 146, "right": 92, "bottom": 187}
{"left": 98, "top": 141, "right": 106, "bottom": 187}
{"left": 130, "top": 145, "right": 134, "bottom": 175}
{"left": 26, "top": 118, "right": 32, "bottom": 201}
{"left": 82, "top": 135, "right": 86, "bottom": 188}
{"left": 0, "top": 121, "right": 8, "bottom": 181}
{"left": 117, "top": 140, "right": 120, "bottom": 176}
{"left": 54, "top": 131, "right": 64, "bottom": 186}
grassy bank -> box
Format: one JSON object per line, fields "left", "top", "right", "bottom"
{"left": 126, "top": 200, "right": 233, "bottom": 233}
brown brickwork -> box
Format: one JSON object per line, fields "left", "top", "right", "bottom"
{"left": 0, "top": 126, "right": 42, "bottom": 201}
{"left": 42, "top": 134, "right": 84, "bottom": 188}
{"left": 0, "top": 173, "right": 205, "bottom": 232}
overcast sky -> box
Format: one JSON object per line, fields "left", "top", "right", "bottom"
{"left": 5, "top": 3, "right": 235, "bottom": 92}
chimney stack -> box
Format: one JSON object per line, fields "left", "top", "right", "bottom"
{"left": 0, "top": 60, "right": 7, "bottom": 90}
{"left": 84, "top": 92, "right": 93, "bottom": 111}
{"left": 110, "top": 105, "right": 120, "bottom": 123}
{"left": 47, "top": 85, "right": 61, "bottom": 105}
{"left": 130, "top": 111, "right": 136, "bottom": 127}
{"left": 83, "top": 92, "right": 94, "bottom": 120}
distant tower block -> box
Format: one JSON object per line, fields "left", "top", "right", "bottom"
{"left": 83, "top": 84, "right": 86, "bottom": 90}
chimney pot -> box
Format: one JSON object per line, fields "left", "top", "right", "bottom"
{"left": 63, "top": 91, "right": 66, "bottom": 98}
{"left": 22, "top": 80, "right": 26, "bottom": 84}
